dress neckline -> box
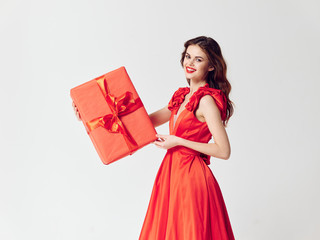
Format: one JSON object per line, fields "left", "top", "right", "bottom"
{"left": 173, "top": 83, "right": 209, "bottom": 129}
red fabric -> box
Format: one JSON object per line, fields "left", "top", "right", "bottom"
{"left": 139, "top": 84, "right": 234, "bottom": 240}
{"left": 168, "top": 83, "right": 227, "bottom": 121}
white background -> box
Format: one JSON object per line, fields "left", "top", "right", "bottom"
{"left": 0, "top": 0, "right": 319, "bottom": 239}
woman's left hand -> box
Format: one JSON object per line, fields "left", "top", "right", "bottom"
{"left": 154, "top": 134, "right": 181, "bottom": 150}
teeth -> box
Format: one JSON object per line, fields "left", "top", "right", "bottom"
{"left": 187, "top": 67, "right": 195, "bottom": 72}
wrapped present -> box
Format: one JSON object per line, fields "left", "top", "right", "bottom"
{"left": 70, "top": 66, "right": 157, "bottom": 164}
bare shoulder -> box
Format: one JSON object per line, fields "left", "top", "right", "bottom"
{"left": 198, "top": 95, "right": 219, "bottom": 113}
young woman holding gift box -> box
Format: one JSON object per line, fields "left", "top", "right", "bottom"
{"left": 139, "top": 36, "right": 235, "bottom": 240}
{"left": 72, "top": 36, "right": 235, "bottom": 240}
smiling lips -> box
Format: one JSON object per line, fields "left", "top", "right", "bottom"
{"left": 186, "top": 66, "right": 196, "bottom": 73}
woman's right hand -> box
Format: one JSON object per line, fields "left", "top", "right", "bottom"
{"left": 72, "top": 101, "right": 81, "bottom": 121}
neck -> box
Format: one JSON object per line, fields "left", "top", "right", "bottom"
{"left": 189, "top": 80, "right": 207, "bottom": 95}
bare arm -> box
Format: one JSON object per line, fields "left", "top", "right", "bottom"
{"left": 148, "top": 105, "right": 172, "bottom": 128}
{"left": 155, "top": 96, "right": 231, "bottom": 160}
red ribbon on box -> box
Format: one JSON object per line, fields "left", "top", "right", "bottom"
{"left": 86, "top": 76, "right": 143, "bottom": 154}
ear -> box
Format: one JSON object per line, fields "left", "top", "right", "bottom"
{"left": 208, "top": 65, "right": 215, "bottom": 72}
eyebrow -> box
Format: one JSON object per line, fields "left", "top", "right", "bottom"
{"left": 186, "top": 52, "right": 204, "bottom": 59}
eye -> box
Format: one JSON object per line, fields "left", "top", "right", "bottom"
{"left": 185, "top": 54, "right": 190, "bottom": 59}
{"left": 196, "top": 58, "right": 202, "bottom": 62}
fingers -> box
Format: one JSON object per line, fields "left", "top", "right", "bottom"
{"left": 153, "top": 134, "right": 167, "bottom": 149}
{"left": 72, "top": 101, "right": 77, "bottom": 111}
{"left": 154, "top": 140, "right": 164, "bottom": 148}
{"left": 72, "top": 101, "right": 81, "bottom": 121}
{"left": 76, "top": 111, "right": 81, "bottom": 121}
{"left": 156, "top": 134, "right": 168, "bottom": 139}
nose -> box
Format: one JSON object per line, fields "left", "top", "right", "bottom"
{"left": 188, "top": 58, "right": 195, "bottom": 66}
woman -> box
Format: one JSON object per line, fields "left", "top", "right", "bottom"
{"left": 72, "top": 36, "right": 235, "bottom": 239}
{"left": 139, "top": 36, "right": 235, "bottom": 240}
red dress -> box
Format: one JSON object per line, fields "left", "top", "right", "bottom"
{"left": 139, "top": 83, "right": 235, "bottom": 240}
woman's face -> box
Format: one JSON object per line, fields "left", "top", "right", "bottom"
{"left": 182, "top": 44, "right": 214, "bottom": 82}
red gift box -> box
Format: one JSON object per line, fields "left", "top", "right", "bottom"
{"left": 70, "top": 66, "right": 157, "bottom": 164}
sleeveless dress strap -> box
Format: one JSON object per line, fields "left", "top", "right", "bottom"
{"left": 185, "top": 84, "right": 227, "bottom": 121}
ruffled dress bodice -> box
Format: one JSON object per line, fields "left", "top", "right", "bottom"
{"left": 167, "top": 83, "right": 227, "bottom": 165}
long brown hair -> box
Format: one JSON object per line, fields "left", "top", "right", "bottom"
{"left": 180, "top": 36, "right": 234, "bottom": 126}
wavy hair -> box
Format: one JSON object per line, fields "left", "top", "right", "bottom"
{"left": 180, "top": 36, "right": 234, "bottom": 126}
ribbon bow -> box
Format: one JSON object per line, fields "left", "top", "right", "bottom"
{"left": 86, "top": 76, "right": 143, "bottom": 153}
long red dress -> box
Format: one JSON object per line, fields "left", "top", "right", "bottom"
{"left": 139, "top": 83, "right": 235, "bottom": 240}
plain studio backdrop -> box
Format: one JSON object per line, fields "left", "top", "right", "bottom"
{"left": 0, "top": 0, "right": 319, "bottom": 239}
